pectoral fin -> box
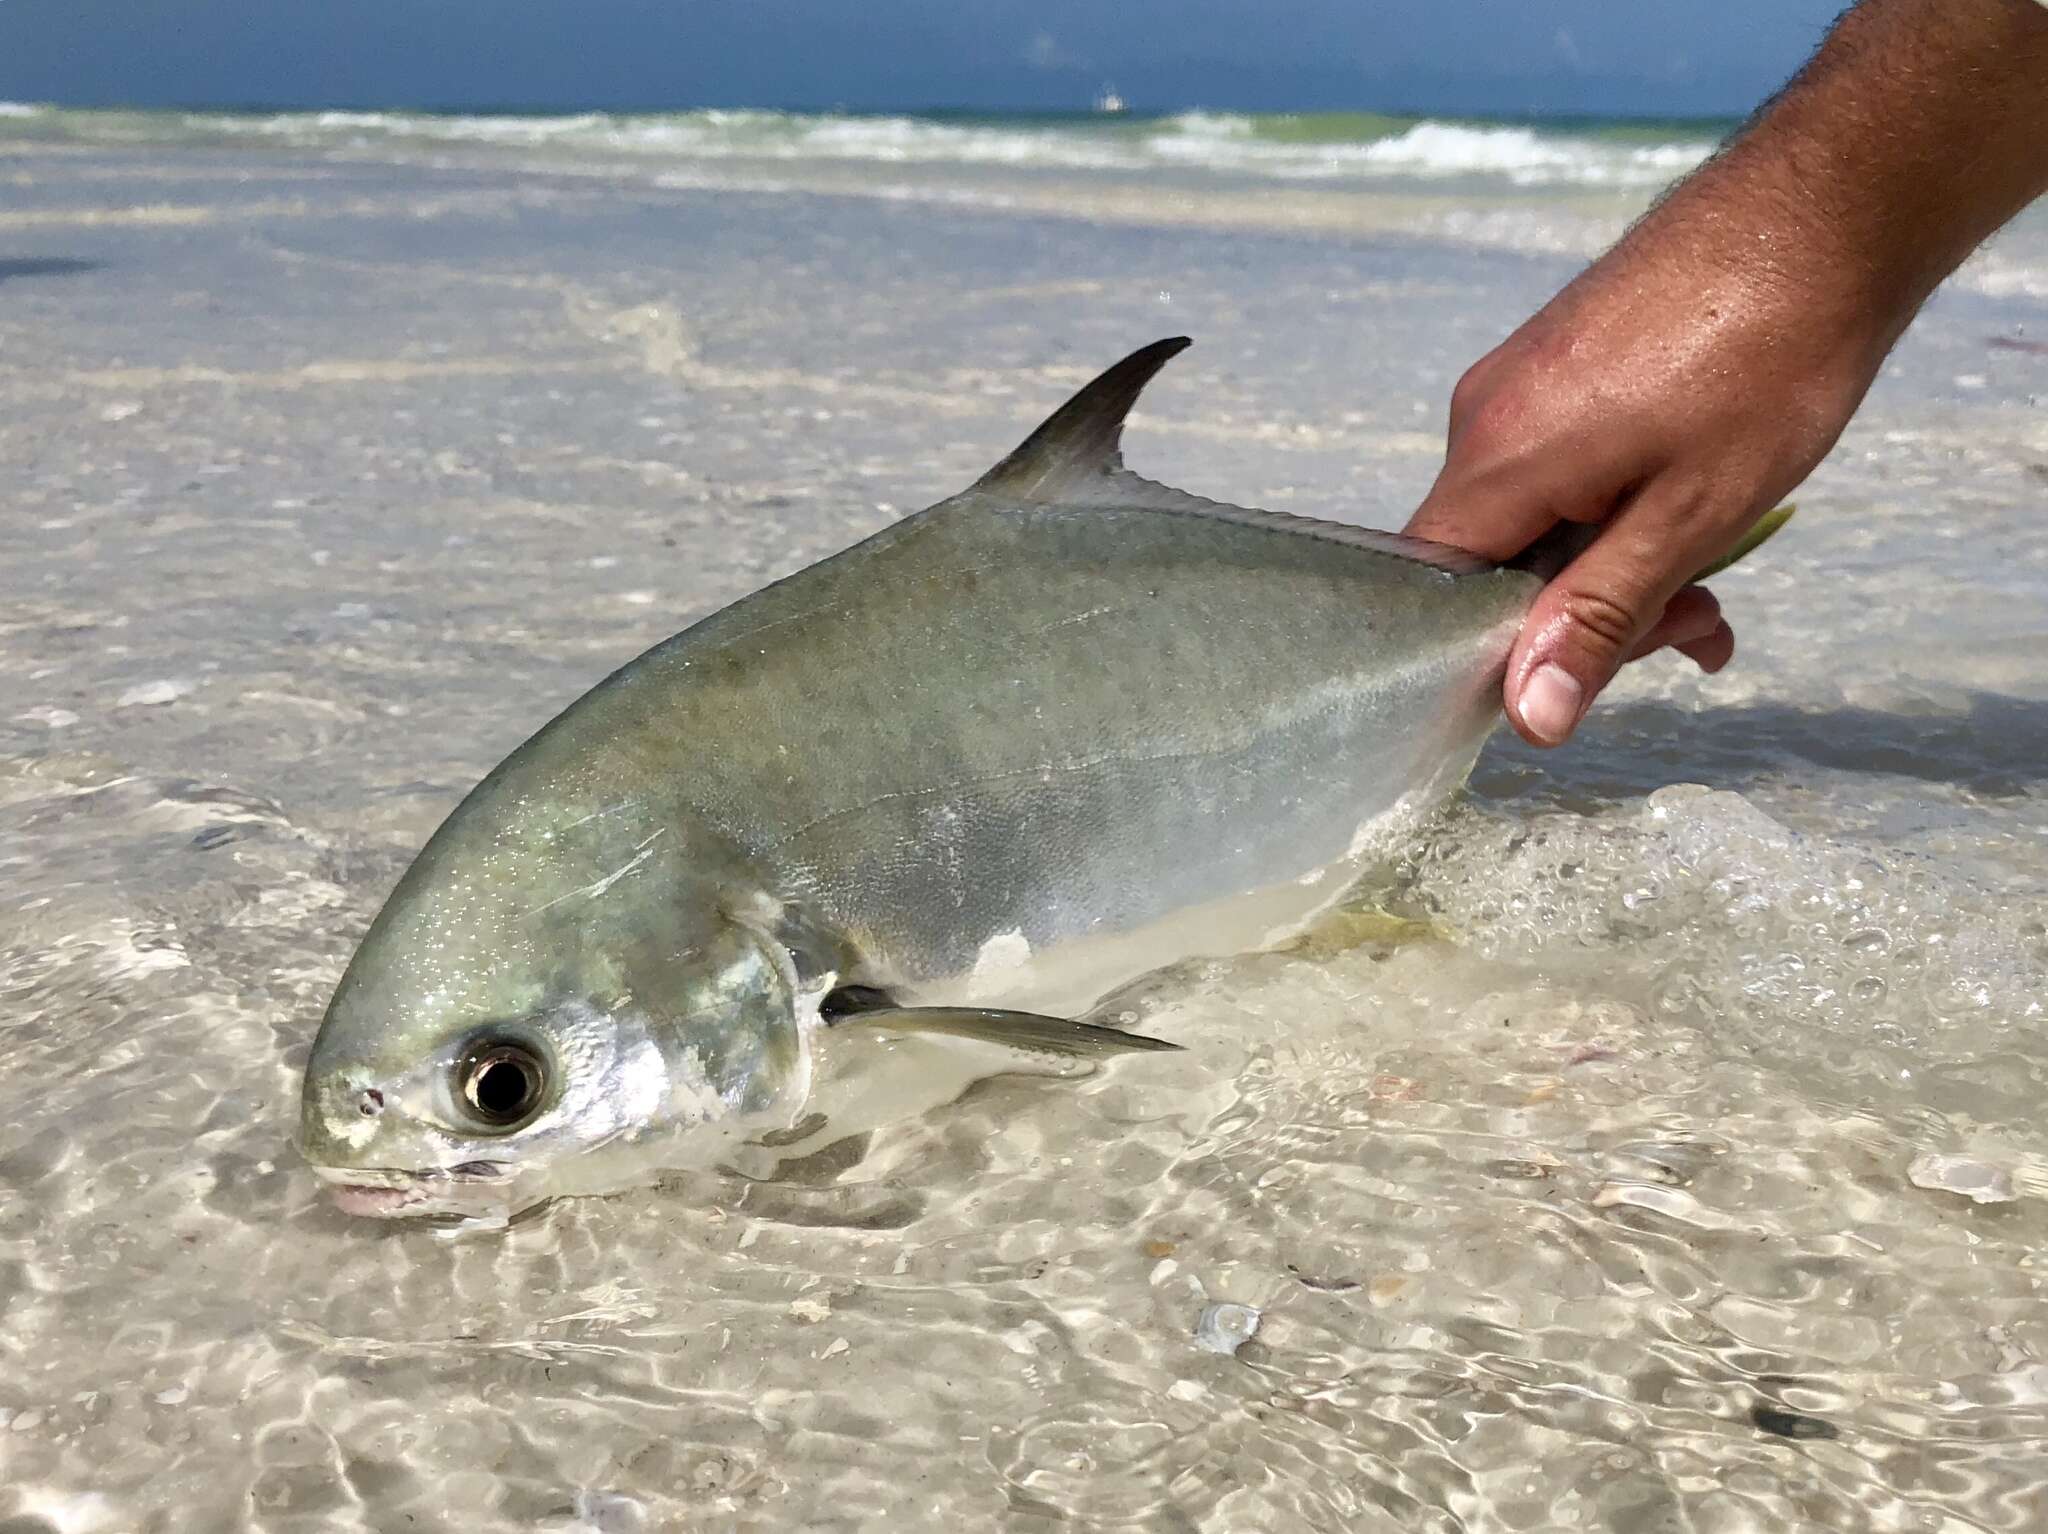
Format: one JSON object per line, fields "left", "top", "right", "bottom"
{"left": 830, "top": 1004, "right": 1180, "bottom": 1062}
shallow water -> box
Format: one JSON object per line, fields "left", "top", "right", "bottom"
{"left": 1, "top": 132, "right": 2046, "bottom": 1531}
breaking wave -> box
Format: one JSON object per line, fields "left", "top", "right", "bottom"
{"left": 4, "top": 104, "right": 1723, "bottom": 189}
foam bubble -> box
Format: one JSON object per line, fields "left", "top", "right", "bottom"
{"left": 1412, "top": 785, "right": 2047, "bottom": 1056}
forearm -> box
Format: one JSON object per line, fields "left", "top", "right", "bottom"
{"left": 1645, "top": 0, "right": 2048, "bottom": 356}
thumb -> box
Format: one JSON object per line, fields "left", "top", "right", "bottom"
{"left": 1504, "top": 495, "right": 1718, "bottom": 746}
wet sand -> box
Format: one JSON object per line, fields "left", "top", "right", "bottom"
{"left": 2, "top": 139, "right": 2046, "bottom": 1531}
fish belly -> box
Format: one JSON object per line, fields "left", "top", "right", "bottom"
{"left": 923, "top": 718, "right": 1497, "bottom": 1015}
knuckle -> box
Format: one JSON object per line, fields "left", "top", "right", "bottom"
{"left": 1552, "top": 496, "right": 1614, "bottom": 527}
{"left": 1447, "top": 361, "right": 1494, "bottom": 426}
{"left": 1676, "top": 584, "right": 1722, "bottom": 623}
{"left": 1451, "top": 386, "right": 1542, "bottom": 466}
{"left": 1556, "top": 586, "right": 1643, "bottom": 654}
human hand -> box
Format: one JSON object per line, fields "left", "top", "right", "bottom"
{"left": 1403, "top": 217, "right": 1884, "bottom": 747}
{"left": 1403, "top": 0, "right": 2048, "bottom": 749}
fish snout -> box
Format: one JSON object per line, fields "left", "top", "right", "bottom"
{"left": 297, "top": 1064, "right": 406, "bottom": 1169}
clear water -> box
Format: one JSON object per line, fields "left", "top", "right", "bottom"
{"left": 1, "top": 121, "right": 2045, "bottom": 1531}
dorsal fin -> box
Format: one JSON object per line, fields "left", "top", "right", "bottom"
{"left": 974, "top": 337, "right": 1191, "bottom": 502}
{"left": 971, "top": 336, "right": 1495, "bottom": 579}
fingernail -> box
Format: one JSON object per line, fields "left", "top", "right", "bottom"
{"left": 1518, "top": 663, "right": 1584, "bottom": 744}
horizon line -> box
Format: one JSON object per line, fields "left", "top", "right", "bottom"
{"left": 0, "top": 97, "right": 1747, "bottom": 128}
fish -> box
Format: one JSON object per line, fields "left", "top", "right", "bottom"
{"left": 299, "top": 337, "right": 1788, "bottom": 1222}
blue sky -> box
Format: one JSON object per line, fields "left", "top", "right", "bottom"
{"left": 0, "top": 1, "right": 1848, "bottom": 118}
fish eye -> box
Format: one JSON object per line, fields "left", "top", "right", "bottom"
{"left": 458, "top": 1041, "right": 547, "bottom": 1128}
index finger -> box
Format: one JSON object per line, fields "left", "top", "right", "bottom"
{"left": 1402, "top": 472, "right": 1562, "bottom": 563}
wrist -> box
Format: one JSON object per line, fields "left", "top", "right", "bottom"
{"left": 1636, "top": 144, "right": 1912, "bottom": 384}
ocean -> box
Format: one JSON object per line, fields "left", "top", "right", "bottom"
{"left": 8, "top": 101, "right": 2040, "bottom": 293}
{"left": 1, "top": 102, "right": 1730, "bottom": 186}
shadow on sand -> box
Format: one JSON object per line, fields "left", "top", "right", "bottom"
{"left": 1475, "top": 687, "right": 2048, "bottom": 806}
{"left": 0, "top": 257, "right": 102, "bottom": 285}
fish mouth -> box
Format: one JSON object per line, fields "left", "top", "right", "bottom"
{"left": 327, "top": 1181, "right": 433, "bottom": 1218}
{"left": 312, "top": 1162, "right": 511, "bottom": 1220}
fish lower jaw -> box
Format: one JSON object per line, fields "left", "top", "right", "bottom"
{"left": 327, "top": 1181, "right": 435, "bottom": 1218}
{"left": 310, "top": 1167, "right": 436, "bottom": 1218}
{"left": 310, "top": 1164, "right": 515, "bottom": 1221}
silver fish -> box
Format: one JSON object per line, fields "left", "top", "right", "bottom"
{"left": 298, "top": 338, "right": 1781, "bottom": 1221}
